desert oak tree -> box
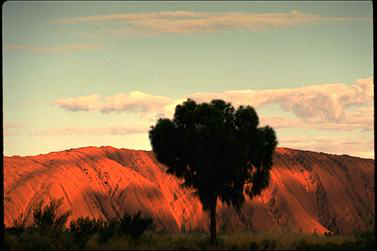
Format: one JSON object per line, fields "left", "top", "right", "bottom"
{"left": 149, "top": 99, "right": 277, "bottom": 244}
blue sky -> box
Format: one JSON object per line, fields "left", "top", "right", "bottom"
{"left": 3, "top": 1, "right": 373, "bottom": 158}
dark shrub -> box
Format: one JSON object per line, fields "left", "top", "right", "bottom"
{"left": 119, "top": 210, "right": 153, "bottom": 239}
{"left": 15, "top": 227, "right": 74, "bottom": 251}
{"left": 295, "top": 239, "right": 309, "bottom": 250}
{"left": 98, "top": 218, "right": 120, "bottom": 243}
{"left": 69, "top": 216, "right": 102, "bottom": 247}
{"left": 4, "top": 230, "right": 20, "bottom": 251}
{"left": 97, "top": 211, "right": 153, "bottom": 243}
{"left": 248, "top": 241, "right": 259, "bottom": 250}
{"left": 32, "top": 198, "right": 71, "bottom": 230}
{"left": 355, "top": 230, "right": 375, "bottom": 250}
{"left": 10, "top": 213, "right": 27, "bottom": 236}
{"left": 12, "top": 198, "right": 75, "bottom": 250}
{"left": 19, "top": 228, "right": 54, "bottom": 251}
{"left": 260, "top": 239, "right": 277, "bottom": 250}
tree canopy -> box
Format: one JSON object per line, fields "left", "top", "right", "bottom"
{"left": 149, "top": 99, "right": 278, "bottom": 244}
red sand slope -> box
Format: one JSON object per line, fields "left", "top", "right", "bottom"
{"left": 4, "top": 146, "right": 374, "bottom": 234}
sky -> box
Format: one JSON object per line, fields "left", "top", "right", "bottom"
{"left": 3, "top": 1, "right": 374, "bottom": 159}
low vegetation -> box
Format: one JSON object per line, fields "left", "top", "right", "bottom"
{"left": 6, "top": 229, "right": 374, "bottom": 250}
{"left": 4, "top": 198, "right": 153, "bottom": 250}
{"left": 4, "top": 198, "right": 374, "bottom": 250}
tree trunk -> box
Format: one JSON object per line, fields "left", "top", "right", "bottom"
{"left": 210, "top": 198, "right": 217, "bottom": 245}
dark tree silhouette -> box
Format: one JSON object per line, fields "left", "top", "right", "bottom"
{"left": 149, "top": 99, "right": 278, "bottom": 244}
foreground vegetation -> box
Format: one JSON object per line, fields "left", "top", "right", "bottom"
{"left": 4, "top": 199, "right": 374, "bottom": 250}
{"left": 4, "top": 198, "right": 153, "bottom": 250}
{"left": 5, "top": 227, "right": 375, "bottom": 250}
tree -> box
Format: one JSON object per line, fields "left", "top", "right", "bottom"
{"left": 149, "top": 99, "right": 277, "bottom": 244}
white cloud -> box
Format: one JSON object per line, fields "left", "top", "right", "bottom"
{"left": 4, "top": 122, "right": 22, "bottom": 129}
{"left": 52, "top": 94, "right": 101, "bottom": 112}
{"left": 52, "top": 91, "right": 182, "bottom": 118}
{"left": 50, "top": 10, "right": 371, "bottom": 35}
{"left": 5, "top": 45, "right": 33, "bottom": 50}
{"left": 5, "top": 44, "right": 100, "bottom": 53}
{"left": 100, "top": 91, "right": 174, "bottom": 114}
{"left": 190, "top": 76, "right": 374, "bottom": 123}
{"left": 280, "top": 136, "right": 374, "bottom": 159}
{"left": 260, "top": 106, "right": 373, "bottom": 131}
{"left": 33, "top": 44, "right": 100, "bottom": 53}
{"left": 3, "top": 122, "right": 24, "bottom": 136}
{"left": 42, "top": 76, "right": 377, "bottom": 158}
{"left": 32, "top": 125, "right": 148, "bottom": 136}
{"left": 52, "top": 77, "right": 373, "bottom": 133}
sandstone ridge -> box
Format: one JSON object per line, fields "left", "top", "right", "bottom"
{"left": 4, "top": 146, "right": 374, "bottom": 234}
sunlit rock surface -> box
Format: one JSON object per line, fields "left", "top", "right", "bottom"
{"left": 4, "top": 146, "right": 374, "bottom": 234}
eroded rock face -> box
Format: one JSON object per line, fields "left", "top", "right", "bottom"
{"left": 4, "top": 146, "right": 374, "bottom": 234}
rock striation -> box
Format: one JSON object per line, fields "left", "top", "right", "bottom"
{"left": 4, "top": 146, "right": 374, "bottom": 234}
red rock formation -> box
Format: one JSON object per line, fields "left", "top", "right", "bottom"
{"left": 4, "top": 146, "right": 374, "bottom": 235}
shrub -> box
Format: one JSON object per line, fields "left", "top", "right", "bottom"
{"left": 295, "top": 239, "right": 310, "bottom": 250}
{"left": 12, "top": 227, "right": 75, "bottom": 251}
{"left": 119, "top": 210, "right": 153, "bottom": 239}
{"left": 19, "top": 228, "right": 55, "bottom": 251}
{"left": 6, "top": 202, "right": 156, "bottom": 249}
{"left": 69, "top": 216, "right": 102, "bottom": 247}
{"left": 10, "top": 213, "right": 27, "bottom": 235}
{"left": 4, "top": 231, "right": 21, "bottom": 251}
{"left": 98, "top": 218, "right": 120, "bottom": 243}
{"left": 354, "top": 230, "right": 375, "bottom": 250}
{"left": 32, "top": 198, "right": 72, "bottom": 230}
{"left": 260, "top": 239, "right": 277, "bottom": 250}
{"left": 248, "top": 241, "right": 259, "bottom": 250}
{"left": 96, "top": 211, "right": 153, "bottom": 243}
